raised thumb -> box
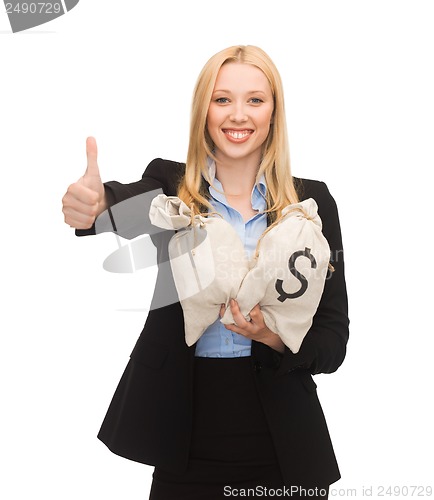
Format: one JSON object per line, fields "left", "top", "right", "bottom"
{"left": 84, "top": 136, "right": 102, "bottom": 189}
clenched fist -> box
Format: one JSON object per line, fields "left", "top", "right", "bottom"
{"left": 62, "top": 137, "right": 107, "bottom": 229}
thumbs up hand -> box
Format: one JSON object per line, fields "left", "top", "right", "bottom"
{"left": 62, "top": 137, "right": 107, "bottom": 229}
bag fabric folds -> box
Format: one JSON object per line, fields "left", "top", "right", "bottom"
{"left": 220, "top": 198, "right": 330, "bottom": 354}
{"left": 149, "top": 194, "right": 249, "bottom": 346}
{"left": 150, "top": 195, "right": 330, "bottom": 354}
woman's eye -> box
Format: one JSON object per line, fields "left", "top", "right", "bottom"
{"left": 249, "top": 98, "right": 263, "bottom": 104}
{"left": 215, "top": 97, "right": 230, "bottom": 103}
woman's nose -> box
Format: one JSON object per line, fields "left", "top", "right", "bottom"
{"left": 229, "top": 103, "right": 248, "bottom": 123}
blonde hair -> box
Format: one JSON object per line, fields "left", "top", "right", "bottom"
{"left": 177, "top": 45, "right": 299, "bottom": 223}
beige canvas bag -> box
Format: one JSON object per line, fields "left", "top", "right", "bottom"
{"left": 220, "top": 198, "right": 331, "bottom": 354}
{"left": 149, "top": 194, "right": 250, "bottom": 346}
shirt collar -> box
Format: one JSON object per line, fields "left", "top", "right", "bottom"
{"left": 205, "top": 157, "right": 267, "bottom": 202}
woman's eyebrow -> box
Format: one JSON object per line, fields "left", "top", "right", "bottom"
{"left": 212, "top": 89, "right": 267, "bottom": 94}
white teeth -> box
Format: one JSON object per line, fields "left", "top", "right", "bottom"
{"left": 225, "top": 130, "right": 250, "bottom": 139}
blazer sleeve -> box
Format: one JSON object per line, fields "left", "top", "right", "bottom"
{"left": 75, "top": 158, "right": 183, "bottom": 239}
{"left": 276, "top": 181, "right": 350, "bottom": 376}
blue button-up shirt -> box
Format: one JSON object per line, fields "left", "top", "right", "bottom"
{"left": 195, "top": 159, "right": 268, "bottom": 358}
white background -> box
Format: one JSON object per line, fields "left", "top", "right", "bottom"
{"left": 1, "top": 1, "right": 433, "bottom": 498}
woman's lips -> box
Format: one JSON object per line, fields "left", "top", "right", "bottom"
{"left": 222, "top": 129, "right": 254, "bottom": 143}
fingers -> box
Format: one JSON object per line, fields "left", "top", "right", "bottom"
{"left": 224, "top": 301, "right": 265, "bottom": 336}
{"left": 62, "top": 183, "right": 100, "bottom": 229}
{"left": 63, "top": 207, "right": 97, "bottom": 229}
{"left": 249, "top": 304, "right": 261, "bottom": 323}
{"left": 227, "top": 299, "right": 250, "bottom": 328}
{"left": 224, "top": 302, "right": 273, "bottom": 346}
{"left": 65, "top": 181, "right": 100, "bottom": 206}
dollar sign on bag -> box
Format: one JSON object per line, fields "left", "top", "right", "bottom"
{"left": 275, "top": 247, "right": 317, "bottom": 301}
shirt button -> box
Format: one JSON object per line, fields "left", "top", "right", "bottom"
{"left": 225, "top": 338, "right": 229, "bottom": 345}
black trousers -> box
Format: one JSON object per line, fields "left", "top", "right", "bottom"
{"left": 149, "top": 357, "right": 329, "bottom": 500}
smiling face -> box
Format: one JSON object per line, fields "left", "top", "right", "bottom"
{"left": 206, "top": 62, "right": 274, "bottom": 165}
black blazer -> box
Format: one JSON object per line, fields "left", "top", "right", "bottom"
{"left": 77, "top": 158, "right": 349, "bottom": 487}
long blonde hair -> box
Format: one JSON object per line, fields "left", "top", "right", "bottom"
{"left": 177, "top": 45, "right": 299, "bottom": 224}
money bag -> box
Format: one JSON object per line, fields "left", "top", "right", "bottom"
{"left": 220, "top": 198, "right": 330, "bottom": 353}
{"left": 149, "top": 194, "right": 249, "bottom": 346}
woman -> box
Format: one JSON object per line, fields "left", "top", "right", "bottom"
{"left": 62, "top": 45, "right": 349, "bottom": 499}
